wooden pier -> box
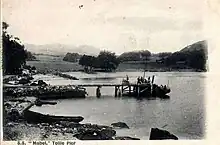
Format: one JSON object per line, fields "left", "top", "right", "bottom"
{"left": 4, "top": 83, "right": 152, "bottom": 97}
{"left": 77, "top": 83, "right": 151, "bottom": 97}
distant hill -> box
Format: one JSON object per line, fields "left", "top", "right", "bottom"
{"left": 24, "top": 44, "right": 100, "bottom": 56}
{"left": 180, "top": 40, "right": 207, "bottom": 53}
{"left": 164, "top": 40, "right": 208, "bottom": 71}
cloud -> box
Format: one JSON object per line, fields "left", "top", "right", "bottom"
{"left": 2, "top": 0, "right": 205, "bottom": 53}
{"left": 106, "top": 16, "right": 202, "bottom": 32}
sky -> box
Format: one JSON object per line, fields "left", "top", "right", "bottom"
{"left": 2, "top": 0, "right": 206, "bottom": 54}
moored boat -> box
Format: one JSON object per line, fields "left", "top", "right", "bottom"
{"left": 122, "top": 73, "right": 171, "bottom": 98}
{"left": 23, "top": 109, "right": 84, "bottom": 123}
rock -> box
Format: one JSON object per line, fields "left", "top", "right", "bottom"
{"left": 59, "top": 121, "right": 81, "bottom": 128}
{"left": 114, "top": 136, "right": 140, "bottom": 140}
{"left": 149, "top": 128, "right": 178, "bottom": 140}
{"left": 4, "top": 102, "right": 12, "bottom": 108}
{"left": 30, "top": 82, "right": 38, "bottom": 86}
{"left": 64, "top": 128, "right": 74, "bottom": 134}
{"left": 55, "top": 123, "right": 62, "bottom": 128}
{"left": 69, "top": 122, "right": 81, "bottom": 128}
{"left": 38, "top": 80, "right": 48, "bottom": 86}
{"left": 42, "top": 132, "right": 50, "bottom": 139}
{"left": 59, "top": 121, "right": 71, "bottom": 127}
{"left": 6, "top": 122, "right": 15, "bottom": 127}
{"left": 111, "top": 122, "right": 129, "bottom": 129}
{"left": 74, "top": 123, "right": 116, "bottom": 140}
{"left": 19, "top": 78, "right": 31, "bottom": 84}
{"left": 52, "top": 132, "right": 58, "bottom": 136}
{"left": 35, "top": 102, "right": 43, "bottom": 107}
{"left": 7, "top": 109, "right": 21, "bottom": 122}
{"left": 52, "top": 128, "right": 61, "bottom": 132}
{"left": 100, "top": 128, "right": 116, "bottom": 137}
{"left": 73, "top": 129, "right": 113, "bottom": 140}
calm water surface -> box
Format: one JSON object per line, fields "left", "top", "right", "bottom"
{"left": 31, "top": 71, "right": 205, "bottom": 139}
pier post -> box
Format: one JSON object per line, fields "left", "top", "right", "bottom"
{"left": 121, "top": 85, "right": 124, "bottom": 94}
{"left": 129, "top": 85, "right": 131, "bottom": 95}
{"left": 115, "top": 86, "right": 118, "bottom": 97}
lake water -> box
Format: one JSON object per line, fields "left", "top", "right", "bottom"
{"left": 31, "top": 71, "right": 205, "bottom": 139}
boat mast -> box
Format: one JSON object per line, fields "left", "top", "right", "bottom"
{"left": 151, "top": 75, "right": 155, "bottom": 84}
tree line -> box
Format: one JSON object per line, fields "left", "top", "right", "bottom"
{"left": 64, "top": 42, "right": 207, "bottom": 72}
{"left": 163, "top": 41, "right": 207, "bottom": 71}
{"left": 2, "top": 22, "right": 28, "bottom": 74}
{"left": 79, "top": 51, "right": 119, "bottom": 72}
{"left": 63, "top": 53, "right": 81, "bottom": 62}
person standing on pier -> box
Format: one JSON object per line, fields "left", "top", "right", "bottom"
{"left": 137, "top": 77, "right": 141, "bottom": 84}
{"left": 96, "top": 86, "right": 101, "bottom": 98}
{"left": 126, "top": 75, "right": 129, "bottom": 81}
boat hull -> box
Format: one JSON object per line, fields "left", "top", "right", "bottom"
{"left": 122, "top": 84, "right": 170, "bottom": 99}
{"left": 23, "top": 109, "right": 84, "bottom": 123}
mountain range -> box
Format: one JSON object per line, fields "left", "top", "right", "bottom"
{"left": 24, "top": 44, "right": 101, "bottom": 56}
{"left": 25, "top": 40, "right": 207, "bottom": 57}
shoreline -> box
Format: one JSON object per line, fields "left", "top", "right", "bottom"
{"left": 3, "top": 72, "right": 141, "bottom": 140}
{"left": 36, "top": 69, "right": 206, "bottom": 75}
{"left": 3, "top": 95, "right": 142, "bottom": 140}
{"left": 27, "top": 61, "right": 206, "bottom": 74}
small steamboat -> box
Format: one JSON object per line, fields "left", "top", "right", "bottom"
{"left": 121, "top": 73, "right": 171, "bottom": 99}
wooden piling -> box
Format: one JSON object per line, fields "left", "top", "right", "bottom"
{"left": 121, "top": 85, "right": 124, "bottom": 94}
{"left": 115, "top": 86, "right": 118, "bottom": 97}
{"left": 137, "top": 86, "right": 140, "bottom": 97}
{"left": 129, "top": 86, "right": 131, "bottom": 95}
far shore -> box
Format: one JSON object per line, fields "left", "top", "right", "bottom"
{"left": 27, "top": 60, "right": 205, "bottom": 74}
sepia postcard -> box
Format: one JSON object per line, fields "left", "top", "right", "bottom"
{"left": 1, "top": 0, "right": 220, "bottom": 145}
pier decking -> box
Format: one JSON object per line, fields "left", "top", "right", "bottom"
{"left": 77, "top": 83, "right": 152, "bottom": 97}
{"left": 4, "top": 83, "right": 152, "bottom": 97}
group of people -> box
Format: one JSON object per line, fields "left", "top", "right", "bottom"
{"left": 124, "top": 75, "right": 152, "bottom": 84}
{"left": 160, "top": 85, "right": 168, "bottom": 90}
{"left": 137, "top": 76, "right": 151, "bottom": 84}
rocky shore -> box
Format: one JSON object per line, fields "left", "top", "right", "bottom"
{"left": 3, "top": 91, "right": 178, "bottom": 140}
{"left": 3, "top": 96, "right": 140, "bottom": 140}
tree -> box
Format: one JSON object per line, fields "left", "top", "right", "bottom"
{"left": 118, "top": 50, "right": 151, "bottom": 62}
{"left": 2, "top": 22, "right": 28, "bottom": 74}
{"left": 96, "top": 51, "right": 119, "bottom": 71}
{"left": 164, "top": 42, "right": 207, "bottom": 71}
{"left": 157, "top": 52, "right": 172, "bottom": 58}
{"left": 187, "top": 49, "right": 207, "bottom": 71}
{"left": 78, "top": 51, "right": 120, "bottom": 72}
{"left": 79, "top": 55, "right": 97, "bottom": 69}
{"left": 26, "top": 51, "right": 37, "bottom": 61}
{"left": 63, "top": 53, "right": 80, "bottom": 62}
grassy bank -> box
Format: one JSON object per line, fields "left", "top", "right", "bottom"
{"left": 26, "top": 54, "right": 203, "bottom": 73}
{"left": 27, "top": 60, "right": 199, "bottom": 73}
